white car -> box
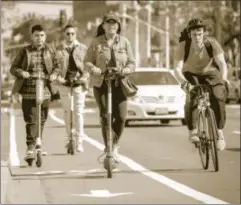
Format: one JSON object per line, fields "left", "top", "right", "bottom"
{"left": 126, "top": 67, "right": 186, "bottom": 126}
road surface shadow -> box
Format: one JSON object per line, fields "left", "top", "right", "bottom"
{"left": 11, "top": 167, "right": 211, "bottom": 181}
{"left": 48, "top": 124, "right": 101, "bottom": 128}
{"left": 126, "top": 124, "right": 182, "bottom": 128}
{"left": 226, "top": 147, "right": 240, "bottom": 152}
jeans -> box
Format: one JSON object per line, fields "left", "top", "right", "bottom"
{"left": 59, "top": 85, "right": 87, "bottom": 141}
{"left": 21, "top": 99, "right": 50, "bottom": 147}
{"left": 183, "top": 70, "right": 227, "bottom": 130}
{"left": 93, "top": 80, "right": 127, "bottom": 148}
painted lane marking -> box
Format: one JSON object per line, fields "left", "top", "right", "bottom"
{"left": 49, "top": 111, "right": 229, "bottom": 204}
{"left": 72, "top": 189, "right": 133, "bottom": 198}
{"left": 233, "top": 130, "right": 240, "bottom": 135}
{"left": 9, "top": 108, "right": 20, "bottom": 167}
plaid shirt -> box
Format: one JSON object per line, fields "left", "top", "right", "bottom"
{"left": 19, "top": 45, "right": 51, "bottom": 99}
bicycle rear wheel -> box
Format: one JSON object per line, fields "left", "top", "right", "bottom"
{"left": 197, "top": 112, "right": 209, "bottom": 170}
{"left": 206, "top": 108, "right": 219, "bottom": 172}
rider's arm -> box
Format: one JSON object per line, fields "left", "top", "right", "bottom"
{"left": 174, "top": 42, "right": 187, "bottom": 84}
{"left": 50, "top": 48, "right": 61, "bottom": 77}
{"left": 214, "top": 53, "right": 228, "bottom": 81}
{"left": 210, "top": 38, "right": 228, "bottom": 81}
{"left": 84, "top": 39, "right": 101, "bottom": 76}
{"left": 121, "top": 37, "right": 136, "bottom": 76}
{"left": 10, "top": 48, "right": 26, "bottom": 78}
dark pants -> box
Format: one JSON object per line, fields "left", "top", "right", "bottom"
{"left": 93, "top": 81, "right": 127, "bottom": 148}
{"left": 21, "top": 99, "right": 50, "bottom": 147}
{"left": 183, "top": 70, "right": 227, "bottom": 130}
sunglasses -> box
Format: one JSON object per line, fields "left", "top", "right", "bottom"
{"left": 106, "top": 20, "right": 117, "bottom": 24}
{"left": 66, "top": 32, "right": 75, "bottom": 36}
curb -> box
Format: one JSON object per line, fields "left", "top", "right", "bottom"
{"left": 1, "top": 160, "right": 12, "bottom": 204}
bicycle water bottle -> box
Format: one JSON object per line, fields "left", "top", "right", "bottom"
{"left": 36, "top": 79, "right": 44, "bottom": 104}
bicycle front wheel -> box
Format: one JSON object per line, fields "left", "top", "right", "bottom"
{"left": 197, "top": 111, "right": 209, "bottom": 170}
{"left": 206, "top": 108, "right": 219, "bottom": 172}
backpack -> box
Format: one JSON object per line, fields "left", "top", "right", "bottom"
{"left": 179, "top": 28, "right": 219, "bottom": 69}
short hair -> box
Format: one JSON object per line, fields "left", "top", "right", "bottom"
{"left": 63, "top": 24, "right": 77, "bottom": 32}
{"left": 31, "top": 24, "right": 45, "bottom": 34}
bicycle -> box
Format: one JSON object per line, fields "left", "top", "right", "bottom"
{"left": 25, "top": 72, "right": 50, "bottom": 167}
{"left": 57, "top": 77, "right": 88, "bottom": 155}
{"left": 190, "top": 84, "right": 219, "bottom": 172}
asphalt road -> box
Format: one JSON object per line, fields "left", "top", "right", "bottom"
{"left": 1, "top": 103, "right": 240, "bottom": 204}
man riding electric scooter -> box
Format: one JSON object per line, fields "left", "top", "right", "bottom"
{"left": 10, "top": 24, "right": 61, "bottom": 165}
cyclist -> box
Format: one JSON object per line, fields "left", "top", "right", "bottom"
{"left": 10, "top": 24, "right": 61, "bottom": 160}
{"left": 50, "top": 24, "right": 89, "bottom": 153}
{"left": 174, "top": 18, "right": 228, "bottom": 151}
{"left": 84, "top": 12, "right": 135, "bottom": 162}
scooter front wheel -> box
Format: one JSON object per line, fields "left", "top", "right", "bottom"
{"left": 104, "top": 156, "right": 116, "bottom": 178}
{"left": 67, "top": 139, "right": 75, "bottom": 155}
{"left": 36, "top": 150, "right": 42, "bottom": 167}
{"left": 26, "top": 158, "right": 34, "bottom": 167}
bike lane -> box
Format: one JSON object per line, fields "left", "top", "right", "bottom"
{"left": 5, "top": 108, "right": 228, "bottom": 204}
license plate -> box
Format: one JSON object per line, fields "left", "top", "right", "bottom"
{"left": 155, "top": 108, "right": 168, "bottom": 115}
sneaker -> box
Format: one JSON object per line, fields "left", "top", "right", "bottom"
{"left": 113, "top": 145, "right": 120, "bottom": 164}
{"left": 42, "top": 150, "right": 48, "bottom": 156}
{"left": 76, "top": 138, "right": 84, "bottom": 153}
{"left": 217, "top": 130, "right": 226, "bottom": 151}
{"left": 24, "top": 146, "right": 35, "bottom": 160}
{"left": 188, "top": 130, "right": 200, "bottom": 143}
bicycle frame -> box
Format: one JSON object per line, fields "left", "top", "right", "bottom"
{"left": 197, "top": 86, "right": 211, "bottom": 134}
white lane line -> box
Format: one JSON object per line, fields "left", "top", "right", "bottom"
{"left": 233, "top": 130, "right": 240, "bottom": 135}
{"left": 9, "top": 108, "right": 20, "bottom": 167}
{"left": 226, "top": 104, "right": 240, "bottom": 109}
{"left": 49, "top": 111, "right": 229, "bottom": 204}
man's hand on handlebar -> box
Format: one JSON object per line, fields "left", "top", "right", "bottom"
{"left": 22, "top": 71, "right": 30, "bottom": 79}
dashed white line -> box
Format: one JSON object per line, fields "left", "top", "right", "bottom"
{"left": 49, "top": 111, "right": 229, "bottom": 204}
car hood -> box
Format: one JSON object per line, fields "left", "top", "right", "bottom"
{"left": 136, "top": 85, "right": 185, "bottom": 97}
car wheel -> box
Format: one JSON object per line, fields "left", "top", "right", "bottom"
{"left": 181, "top": 119, "right": 187, "bottom": 126}
{"left": 125, "top": 120, "right": 130, "bottom": 127}
{"left": 160, "top": 120, "right": 170, "bottom": 124}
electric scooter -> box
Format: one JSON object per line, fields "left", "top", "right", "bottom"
{"left": 57, "top": 77, "right": 88, "bottom": 155}
{"left": 103, "top": 65, "right": 119, "bottom": 178}
{"left": 25, "top": 71, "right": 48, "bottom": 167}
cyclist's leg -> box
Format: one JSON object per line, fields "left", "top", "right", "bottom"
{"left": 205, "top": 70, "right": 227, "bottom": 150}
{"left": 183, "top": 72, "right": 200, "bottom": 142}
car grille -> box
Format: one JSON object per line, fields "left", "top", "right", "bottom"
{"left": 141, "top": 96, "right": 175, "bottom": 103}
{"left": 142, "top": 96, "right": 160, "bottom": 103}
{"left": 147, "top": 111, "right": 177, "bottom": 115}
{"left": 166, "top": 96, "right": 175, "bottom": 103}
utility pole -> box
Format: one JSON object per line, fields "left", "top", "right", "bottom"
{"left": 119, "top": 3, "right": 127, "bottom": 34}
{"left": 214, "top": 1, "right": 222, "bottom": 43}
{"left": 133, "top": 0, "right": 140, "bottom": 67}
{"left": 146, "top": 1, "right": 152, "bottom": 63}
{"left": 165, "top": 7, "right": 170, "bottom": 69}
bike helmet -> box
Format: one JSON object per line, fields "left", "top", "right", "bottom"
{"left": 187, "top": 18, "right": 206, "bottom": 31}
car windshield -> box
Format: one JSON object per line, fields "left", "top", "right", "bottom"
{"left": 129, "top": 71, "right": 179, "bottom": 85}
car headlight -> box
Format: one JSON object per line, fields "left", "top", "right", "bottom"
{"left": 129, "top": 95, "right": 143, "bottom": 103}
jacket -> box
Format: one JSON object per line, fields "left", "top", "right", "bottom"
{"left": 56, "top": 40, "right": 89, "bottom": 80}
{"left": 84, "top": 34, "right": 135, "bottom": 87}
{"left": 10, "top": 44, "right": 61, "bottom": 95}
